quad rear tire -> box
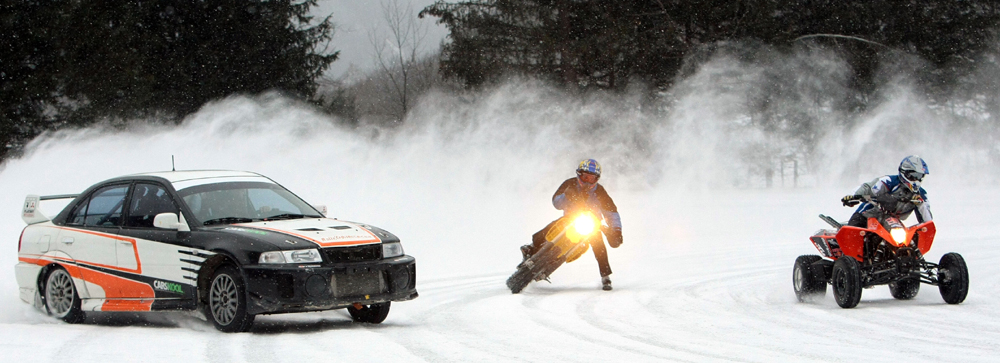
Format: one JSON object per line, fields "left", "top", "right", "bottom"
{"left": 205, "top": 265, "right": 255, "bottom": 332}
{"left": 832, "top": 256, "right": 862, "bottom": 308}
{"left": 793, "top": 255, "right": 826, "bottom": 302}
{"left": 938, "top": 253, "right": 969, "bottom": 304}
{"left": 889, "top": 278, "right": 920, "bottom": 300}
{"left": 348, "top": 302, "right": 391, "bottom": 323}
{"left": 44, "top": 267, "right": 85, "bottom": 324}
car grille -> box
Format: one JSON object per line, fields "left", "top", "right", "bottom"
{"left": 323, "top": 244, "right": 381, "bottom": 263}
{"left": 331, "top": 271, "right": 387, "bottom": 298}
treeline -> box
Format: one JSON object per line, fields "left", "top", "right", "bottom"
{"left": 420, "top": 0, "right": 1000, "bottom": 94}
{"left": 1, "top": 0, "right": 335, "bottom": 160}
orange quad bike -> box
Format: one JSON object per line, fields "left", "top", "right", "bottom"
{"left": 506, "top": 212, "right": 606, "bottom": 294}
{"left": 794, "top": 201, "right": 969, "bottom": 308}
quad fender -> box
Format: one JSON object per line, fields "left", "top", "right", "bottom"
{"left": 834, "top": 226, "right": 868, "bottom": 262}
{"left": 913, "top": 221, "right": 936, "bottom": 255}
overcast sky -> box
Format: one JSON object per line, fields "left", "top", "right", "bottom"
{"left": 314, "top": 0, "right": 450, "bottom": 78}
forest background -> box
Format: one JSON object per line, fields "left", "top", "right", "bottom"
{"left": 3, "top": 0, "right": 1000, "bottom": 182}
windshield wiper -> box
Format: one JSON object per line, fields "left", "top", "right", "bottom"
{"left": 264, "top": 213, "right": 322, "bottom": 221}
{"left": 203, "top": 217, "right": 255, "bottom": 226}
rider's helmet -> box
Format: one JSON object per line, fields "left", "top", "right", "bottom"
{"left": 898, "top": 155, "right": 929, "bottom": 193}
{"left": 576, "top": 159, "right": 601, "bottom": 189}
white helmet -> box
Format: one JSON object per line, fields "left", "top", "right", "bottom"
{"left": 898, "top": 155, "right": 928, "bottom": 192}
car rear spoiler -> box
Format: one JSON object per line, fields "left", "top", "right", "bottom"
{"left": 23, "top": 194, "right": 78, "bottom": 225}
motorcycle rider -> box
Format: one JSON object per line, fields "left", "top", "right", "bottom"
{"left": 521, "top": 159, "right": 623, "bottom": 291}
{"left": 841, "top": 155, "right": 932, "bottom": 259}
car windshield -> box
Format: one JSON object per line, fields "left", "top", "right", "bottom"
{"left": 176, "top": 182, "right": 322, "bottom": 225}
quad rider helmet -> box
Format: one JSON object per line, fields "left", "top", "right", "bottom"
{"left": 898, "top": 155, "right": 928, "bottom": 193}
{"left": 576, "top": 159, "right": 601, "bottom": 189}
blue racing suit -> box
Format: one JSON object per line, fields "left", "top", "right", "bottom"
{"left": 848, "top": 174, "right": 932, "bottom": 227}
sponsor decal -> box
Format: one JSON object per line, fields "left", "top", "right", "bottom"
{"left": 153, "top": 280, "right": 184, "bottom": 294}
{"left": 23, "top": 197, "right": 38, "bottom": 217}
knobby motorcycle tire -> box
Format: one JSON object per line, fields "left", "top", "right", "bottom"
{"left": 507, "top": 266, "right": 533, "bottom": 294}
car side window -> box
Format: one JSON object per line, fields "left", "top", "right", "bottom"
{"left": 127, "top": 183, "right": 178, "bottom": 228}
{"left": 83, "top": 185, "right": 128, "bottom": 227}
{"left": 68, "top": 198, "right": 89, "bottom": 225}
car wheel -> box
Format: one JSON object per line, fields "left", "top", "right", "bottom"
{"left": 832, "top": 256, "right": 862, "bottom": 308}
{"left": 888, "top": 278, "right": 920, "bottom": 300}
{"left": 938, "top": 253, "right": 969, "bottom": 304}
{"left": 44, "top": 267, "right": 85, "bottom": 324}
{"left": 206, "top": 265, "right": 255, "bottom": 332}
{"left": 348, "top": 302, "right": 391, "bottom": 324}
{"left": 793, "top": 255, "right": 826, "bottom": 302}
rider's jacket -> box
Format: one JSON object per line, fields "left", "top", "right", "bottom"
{"left": 854, "top": 175, "right": 932, "bottom": 223}
{"left": 552, "top": 178, "right": 622, "bottom": 230}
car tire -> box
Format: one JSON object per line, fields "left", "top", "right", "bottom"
{"left": 348, "top": 302, "right": 391, "bottom": 324}
{"left": 793, "top": 255, "right": 827, "bottom": 302}
{"left": 205, "top": 265, "right": 255, "bottom": 332}
{"left": 832, "top": 256, "right": 862, "bottom": 308}
{"left": 938, "top": 253, "right": 969, "bottom": 304}
{"left": 888, "top": 278, "right": 920, "bottom": 300}
{"left": 44, "top": 267, "right": 85, "bottom": 324}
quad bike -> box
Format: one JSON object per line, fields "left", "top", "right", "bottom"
{"left": 794, "top": 201, "right": 969, "bottom": 308}
{"left": 507, "top": 212, "right": 606, "bottom": 294}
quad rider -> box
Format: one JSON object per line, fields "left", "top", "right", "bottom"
{"left": 521, "top": 159, "right": 623, "bottom": 291}
{"left": 841, "top": 155, "right": 932, "bottom": 260}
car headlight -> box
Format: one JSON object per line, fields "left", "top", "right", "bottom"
{"left": 382, "top": 242, "right": 404, "bottom": 258}
{"left": 890, "top": 227, "right": 907, "bottom": 245}
{"left": 258, "top": 249, "right": 323, "bottom": 264}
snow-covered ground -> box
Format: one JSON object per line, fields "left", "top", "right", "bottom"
{"left": 2, "top": 82, "right": 999, "bottom": 362}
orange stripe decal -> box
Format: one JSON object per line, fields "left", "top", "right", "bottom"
{"left": 40, "top": 226, "right": 143, "bottom": 274}
{"left": 243, "top": 224, "right": 381, "bottom": 247}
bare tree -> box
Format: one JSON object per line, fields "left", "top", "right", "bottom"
{"left": 368, "top": 0, "right": 428, "bottom": 122}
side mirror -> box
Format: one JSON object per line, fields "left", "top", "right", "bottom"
{"left": 153, "top": 212, "right": 191, "bottom": 232}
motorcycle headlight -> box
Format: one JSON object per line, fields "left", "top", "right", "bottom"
{"left": 382, "top": 242, "right": 404, "bottom": 258}
{"left": 258, "top": 249, "right": 323, "bottom": 264}
{"left": 890, "top": 228, "right": 907, "bottom": 244}
{"left": 572, "top": 214, "right": 597, "bottom": 236}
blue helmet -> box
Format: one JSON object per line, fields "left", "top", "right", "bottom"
{"left": 898, "top": 155, "right": 928, "bottom": 192}
{"left": 576, "top": 159, "right": 601, "bottom": 178}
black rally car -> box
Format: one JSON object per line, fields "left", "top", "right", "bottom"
{"left": 16, "top": 170, "right": 417, "bottom": 332}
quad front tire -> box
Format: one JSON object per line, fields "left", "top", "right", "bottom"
{"left": 938, "top": 253, "right": 969, "bottom": 304}
{"left": 348, "top": 302, "right": 391, "bottom": 323}
{"left": 832, "top": 256, "right": 862, "bottom": 308}
{"left": 44, "top": 267, "right": 85, "bottom": 324}
{"left": 793, "top": 255, "right": 826, "bottom": 302}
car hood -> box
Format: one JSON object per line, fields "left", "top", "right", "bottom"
{"left": 218, "top": 218, "right": 391, "bottom": 249}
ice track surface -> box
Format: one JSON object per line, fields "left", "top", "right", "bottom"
{"left": 2, "top": 186, "right": 999, "bottom": 363}
{"left": 2, "top": 87, "right": 1000, "bottom": 361}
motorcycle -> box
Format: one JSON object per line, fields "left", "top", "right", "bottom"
{"left": 507, "top": 212, "right": 606, "bottom": 294}
{"left": 794, "top": 200, "right": 969, "bottom": 308}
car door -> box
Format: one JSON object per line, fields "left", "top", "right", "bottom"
{"left": 58, "top": 183, "right": 129, "bottom": 299}
{"left": 118, "top": 182, "right": 195, "bottom": 301}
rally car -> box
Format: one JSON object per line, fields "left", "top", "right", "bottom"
{"left": 15, "top": 170, "right": 417, "bottom": 332}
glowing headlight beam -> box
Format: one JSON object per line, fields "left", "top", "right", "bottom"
{"left": 890, "top": 228, "right": 907, "bottom": 245}
{"left": 573, "top": 215, "right": 597, "bottom": 236}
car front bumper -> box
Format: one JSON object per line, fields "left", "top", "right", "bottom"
{"left": 243, "top": 255, "right": 417, "bottom": 315}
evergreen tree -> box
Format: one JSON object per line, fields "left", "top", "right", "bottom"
{"left": 1, "top": 0, "right": 338, "bottom": 161}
